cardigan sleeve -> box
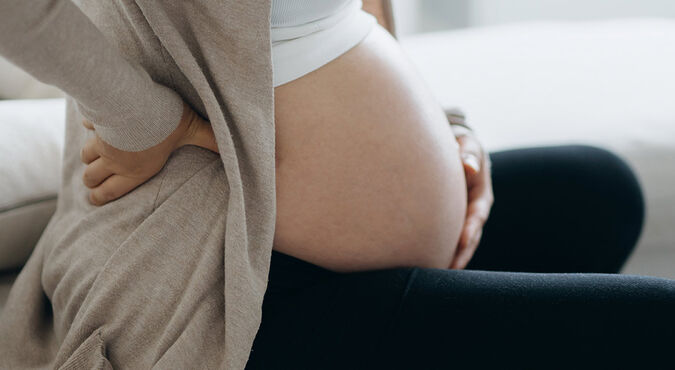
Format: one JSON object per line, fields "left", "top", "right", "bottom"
{"left": 0, "top": 0, "right": 184, "bottom": 152}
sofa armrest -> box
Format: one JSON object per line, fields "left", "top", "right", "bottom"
{"left": 0, "top": 99, "right": 65, "bottom": 271}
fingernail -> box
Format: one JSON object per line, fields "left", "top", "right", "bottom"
{"left": 462, "top": 154, "right": 480, "bottom": 173}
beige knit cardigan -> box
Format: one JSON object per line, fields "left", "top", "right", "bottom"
{"left": 0, "top": 0, "right": 278, "bottom": 368}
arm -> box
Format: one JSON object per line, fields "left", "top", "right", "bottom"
{"left": 0, "top": 0, "right": 183, "bottom": 152}
{"left": 362, "top": 0, "right": 397, "bottom": 40}
{"left": 0, "top": 0, "right": 217, "bottom": 206}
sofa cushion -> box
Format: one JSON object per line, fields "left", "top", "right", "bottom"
{"left": 0, "top": 99, "right": 65, "bottom": 271}
{"left": 0, "top": 57, "right": 63, "bottom": 99}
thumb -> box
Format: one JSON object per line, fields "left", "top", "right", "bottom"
{"left": 461, "top": 152, "right": 481, "bottom": 175}
{"left": 456, "top": 135, "right": 482, "bottom": 176}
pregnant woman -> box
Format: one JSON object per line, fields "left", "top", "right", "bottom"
{"left": 249, "top": 2, "right": 675, "bottom": 368}
{"left": 0, "top": 0, "right": 674, "bottom": 369}
{"left": 272, "top": 1, "right": 470, "bottom": 272}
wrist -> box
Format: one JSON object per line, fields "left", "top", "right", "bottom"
{"left": 170, "top": 102, "right": 194, "bottom": 151}
{"left": 189, "top": 121, "right": 219, "bottom": 153}
{"left": 445, "top": 107, "right": 473, "bottom": 137}
{"left": 450, "top": 124, "right": 473, "bottom": 138}
{"left": 175, "top": 102, "right": 219, "bottom": 153}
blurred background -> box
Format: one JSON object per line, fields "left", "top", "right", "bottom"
{"left": 391, "top": 0, "right": 675, "bottom": 278}
{"left": 393, "top": 0, "right": 675, "bottom": 34}
{"left": 1, "top": 0, "right": 673, "bottom": 304}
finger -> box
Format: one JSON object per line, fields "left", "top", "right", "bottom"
{"left": 456, "top": 135, "right": 483, "bottom": 175}
{"left": 456, "top": 196, "right": 492, "bottom": 252}
{"left": 453, "top": 226, "right": 483, "bottom": 270}
{"left": 88, "top": 175, "right": 144, "bottom": 206}
{"left": 82, "top": 157, "right": 114, "bottom": 189}
{"left": 450, "top": 124, "right": 473, "bottom": 138}
{"left": 450, "top": 214, "right": 480, "bottom": 265}
{"left": 467, "top": 168, "right": 495, "bottom": 213}
{"left": 467, "top": 154, "right": 494, "bottom": 209}
{"left": 82, "top": 120, "right": 95, "bottom": 130}
{"left": 455, "top": 220, "right": 475, "bottom": 256}
{"left": 466, "top": 194, "right": 492, "bottom": 226}
{"left": 462, "top": 155, "right": 480, "bottom": 176}
{"left": 80, "top": 137, "right": 100, "bottom": 165}
{"left": 453, "top": 222, "right": 472, "bottom": 260}
{"left": 450, "top": 192, "right": 493, "bottom": 270}
{"left": 450, "top": 219, "right": 481, "bottom": 269}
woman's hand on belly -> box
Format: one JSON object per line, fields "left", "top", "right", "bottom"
{"left": 449, "top": 126, "right": 494, "bottom": 270}
{"left": 273, "top": 25, "right": 468, "bottom": 272}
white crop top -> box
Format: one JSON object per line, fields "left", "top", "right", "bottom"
{"left": 271, "top": 0, "right": 376, "bottom": 87}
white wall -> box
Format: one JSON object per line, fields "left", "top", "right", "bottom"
{"left": 470, "top": 0, "right": 675, "bottom": 27}
{"left": 392, "top": 0, "right": 469, "bottom": 35}
{"left": 392, "top": 0, "right": 675, "bottom": 35}
{"left": 390, "top": 1, "right": 422, "bottom": 37}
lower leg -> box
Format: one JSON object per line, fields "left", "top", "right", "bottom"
{"left": 468, "top": 145, "right": 645, "bottom": 273}
{"left": 379, "top": 267, "right": 675, "bottom": 369}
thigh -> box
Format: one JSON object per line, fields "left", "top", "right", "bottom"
{"left": 248, "top": 252, "right": 675, "bottom": 370}
{"left": 468, "top": 145, "right": 645, "bottom": 273}
{"left": 247, "top": 262, "right": 414, "bottom": 369}
{"left": 381, "top": 267, "right": 675, "bottom": 369}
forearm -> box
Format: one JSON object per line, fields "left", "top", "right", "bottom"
{"left": 0, "top": 0, "right": 183, "bottom": 152}
{"left": 362, "top": 0, "right": 397, "bottom": 39}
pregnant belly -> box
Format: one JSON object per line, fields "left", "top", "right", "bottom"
{"left": 273, "top": 24, "right": 467, "bottom": 272}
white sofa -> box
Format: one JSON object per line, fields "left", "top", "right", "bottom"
{"left": 2, "top": 19, "right": 674, "bottom": 311}
{"left": 400, "top": 19, "right": 675, "bottom": 279}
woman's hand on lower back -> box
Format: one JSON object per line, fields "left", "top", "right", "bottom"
{"left": 80, "top": 101, "right": 219, "bottom": 206}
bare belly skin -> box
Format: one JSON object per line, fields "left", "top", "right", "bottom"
{"left": 273, "top": 24, "right": 467, "bottom": 272}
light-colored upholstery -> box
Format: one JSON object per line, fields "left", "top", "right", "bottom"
{"left": 1, "top": 19, "right": 674, "bottom": 311}
{"left": 1, "top": 99, "right": 64, "bottom": 311}
{"left": 1, "top": 99, "right": 64, "bottom": 269}
{"left": 401, "top": 19, "right": 675, "bottom": 278}
{"left": 0, "top": 57, "right": 63, "bottom": 99}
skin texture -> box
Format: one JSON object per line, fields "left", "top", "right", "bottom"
{"left": 80, "top": 102, "right": 215, "bottom": 206}
{"left": 450, "top": 125, "right": 494, "bottom": 269}
{"left": 272, "top": 25, "right": 468, "bottom": 272}
{"left": 363, "top": 0, "right": 494, "bottom": 269}
{"left": 82, "top": 1, "right": 494, "bottom": 271}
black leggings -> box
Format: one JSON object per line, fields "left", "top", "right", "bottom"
{"left": 246, "top": 145, "right": 675, "bottom": 370}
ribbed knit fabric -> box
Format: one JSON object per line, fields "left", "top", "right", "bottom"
{"left": 271, "top": 0, "right": 353, "bottom": 27}
{"left": 0, "top": 0, "right": 376, "bottom": 147}
{"left": 0, "top": 1, "right": 276, "bottom": 369}
{"left": 271, "top": 0, "right": 376, "bottom": 86}
{"left": 0, "top": 0, "right": 184, "bottom": 152}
